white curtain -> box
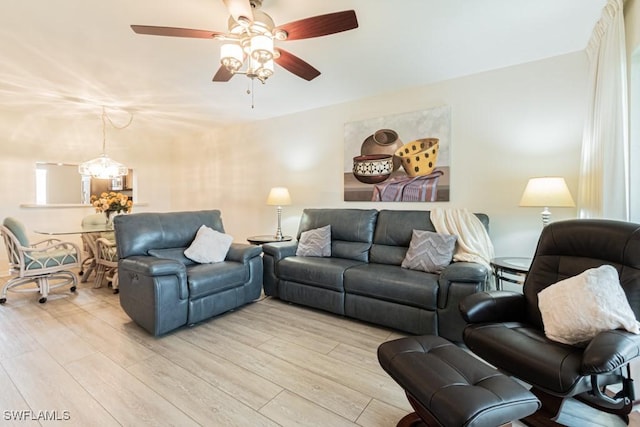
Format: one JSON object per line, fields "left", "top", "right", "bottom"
{"left": 578, "top": 0, "right": 629, "bottom": 220}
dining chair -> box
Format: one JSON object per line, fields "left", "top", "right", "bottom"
{"left": 94, "top": 237, "right": 119, "bottom": 294}
{"left": 1, "top": 217, "right": 80, "bottom": 303}
{"left": 79, "top": 213, "right": 111, "bottom": 282}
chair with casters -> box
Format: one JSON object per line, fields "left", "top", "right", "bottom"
{"left": 460, "top": 219, "right": 640, "bottom": 426}
{"left": 1, "top": 217, "right": 80, "bottom": 304}
{"left": 94, "top": 236, "right": 119, "bottom": 294}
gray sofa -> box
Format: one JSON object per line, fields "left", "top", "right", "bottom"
{"left": 114, "top": 210, "right": 263, "bottom": 336}
{"left": 263, "top": 208, "right": 490, "bottom": 342}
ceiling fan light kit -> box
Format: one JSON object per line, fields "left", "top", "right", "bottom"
{"left": 131, "top": 0, "right": 359, "bottom": 89}
{"left": 219, "top": 17, "right": 276, "bottom": 84}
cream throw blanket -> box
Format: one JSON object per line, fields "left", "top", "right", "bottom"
{"left": 430, "top": 208, "right": 496, "bottom": 289}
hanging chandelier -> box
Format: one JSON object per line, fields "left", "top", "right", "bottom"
{"left": 78, "top": 107, "right": 132, "bottom": 179}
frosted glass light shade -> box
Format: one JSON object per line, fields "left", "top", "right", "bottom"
{"left": 78, "top": 154, "right": 128, "bottom": 179}
{"left": 266, "top": 187, "right": 291, "bottom": 206}
{"left": 250, "top": 34, "right": 274, "bottom": 63}
{"left": 257, "top": 59, "right": 274, "bottom": 80}
{"left": 220, "top": 43, "right": 243, "bottom": 71}
{"left": 519, "top": 177, "right": 575, "bottom": 207}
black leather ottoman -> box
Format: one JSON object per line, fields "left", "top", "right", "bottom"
{"left": 378, "top": 335, "right": 540, "bottom": 427}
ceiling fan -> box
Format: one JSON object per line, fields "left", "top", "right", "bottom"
{"left": 131, "top": 0, "right": 358, "bottom": 83}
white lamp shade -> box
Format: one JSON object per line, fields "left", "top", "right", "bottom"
{"left": 267, "top": 187, "right": 291, "bottom": 206}
{"left": 519, "top": 177, "right": 575, "bottom": 207}
{"left": 220, "top": 43, "right": 243, "bottom": 71}
{"left": 257, "top": 59, "right": 274, "bottom": 79}
{"left": 250, "top": 34, "right": 274, "bottom": 63}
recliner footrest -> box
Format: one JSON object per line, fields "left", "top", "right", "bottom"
{"left": 378, "top": 335, "right": 540, "bottom": 427}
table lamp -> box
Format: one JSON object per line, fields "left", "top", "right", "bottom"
{"left": 266, "top": 187, "right": 291, "bottom": 240}
{"left": 519, "top": 177, "right": 575, "bottom": 227}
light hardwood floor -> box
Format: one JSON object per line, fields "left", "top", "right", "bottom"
{"left": 0, "top": 273, "right": 636, "bottom": 426}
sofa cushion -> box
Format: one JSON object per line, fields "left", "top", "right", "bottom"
{"left": 115, "top": 210, "right": 225, "bottom": 258}
{"left": 296, "top": 225, "right": 331, "bottom": 257}
{"left": 296, "top": 209, "right": 378, "bottom": 262}
{"left": 370, "top": 210, "right": 435, "bottom": 265}
{"left": 3, "top": 217, "right": 30, "bottom": 247}
{"left": 148, "top": 247, "right": 195, "bottom": 266}
{"left": 370, "top": 210, "right": 489, "bottom": 266}
{"left": 184, "top": 225, "right": 233, "bottom": 264}
{"left": 402, "top": 230, "right": 457, "bottom": 274}
{"left": 344, "top": 264, "right": 439, "bottom": 310}
{"left": 278, "top": 256, "right": 365, "bottom": 292}
{"left": 187, "top": 262, "right": 247, "bottom": 299}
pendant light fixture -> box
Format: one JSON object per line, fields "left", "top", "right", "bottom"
{"left": 78, "top": 107, "right": 132, "bottom": 179}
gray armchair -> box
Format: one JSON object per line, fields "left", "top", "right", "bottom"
{"left": 114, "top": 210, "right": 263, "bottom": 336}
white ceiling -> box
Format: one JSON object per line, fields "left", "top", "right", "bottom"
{"left": 0, "top": 0, "right": 606, "bottom": 129}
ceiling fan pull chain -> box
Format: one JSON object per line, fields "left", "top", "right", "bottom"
{"left": 247, "top": 78, "right": 255, "bottom": 109}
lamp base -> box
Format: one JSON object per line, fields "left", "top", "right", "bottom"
{"left": 541, "top": 207, "right": 551, "bottom": 227}
{"left": 274, "top": 206, "right": 283, "bottom": 240}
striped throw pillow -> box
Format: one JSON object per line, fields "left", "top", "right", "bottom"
{"left": 296, "top": 225, "right": 331, "bottom": 257}
{"left": 401, "top": 229, "right": 456, "bottom": 273}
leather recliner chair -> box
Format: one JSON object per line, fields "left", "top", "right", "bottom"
{"left": 460, "top": 219, "right": 640, "bottom": 425}
{"left": 114, "top": 210, "right": 263, "bottom": 336}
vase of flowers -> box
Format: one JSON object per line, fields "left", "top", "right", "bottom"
{"left": 90, "top": 192, "right": 133, "bottom": 227}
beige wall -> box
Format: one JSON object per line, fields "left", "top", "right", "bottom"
{"left": 0, "top": 110, "right": 174, "bottom": 268}
{"left": 171, "top": 52, "right": 589, "bottom": 258}
{"left": 0, "top": 51, "right": 588, "bottom": 271}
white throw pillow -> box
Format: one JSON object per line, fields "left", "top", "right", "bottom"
{"left": 296, "top": 225, "right": 331, "bottom": 257}
{"left": 401, "top": 229, "right": 457, "bottom": 274}
{"left": 184, "top": 225, "right": 233, "bottom": 264}
{"left": 538, "top": 265, "right": 640, "bottom": 345}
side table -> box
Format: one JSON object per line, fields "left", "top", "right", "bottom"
{"left": 247, "top": 235, "right": 292, "bottom": 245}
{"left": 491, "top": 257, "right": 532, "bottom": 290}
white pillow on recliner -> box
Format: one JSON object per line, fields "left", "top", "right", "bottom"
{"left": 538, "top": 265, "right": 640, "bottom": 345}
{"left": 184, "top": 225, "right": 233, "bottom": 264}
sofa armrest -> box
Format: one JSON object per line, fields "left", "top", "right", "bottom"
{"left": 262, "top": 241, "right": 298, "bottom": 297}
{"left": 120, "top": 256, "right": 186, "bottom": 276}
{"left": 226, "top": 243, "right": 262, "bottom": 263}
{"left": 436, "top": 261, "right": 490, "bottom": 342}
{"left": 582, "top": 330, "right": 640, "bottom": 374}
{"left": 262, "top": 241, "right": 298, "bottom": 260}
{"left": 118, "top": 255, "right": 190, "bottom": 335}
{"left": 459, "top": 291, "right": 526, "bottom": 323}
{"left": 119, "top": 256, "right": 188, "bottom": 300}
{"left": 438, "top": 262, "right": 490, "bottom": 309}
{"left": 441, "top": 261, "right": 489, "bottom": 282}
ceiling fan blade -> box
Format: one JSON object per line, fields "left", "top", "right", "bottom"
{"left": 275, "top": 10, "right": 358, "bottom": 41}
{"left": 222, "top": 0, "right": 254, "bottom": 24}
{"left": 131, "top": 25, "right": 222, "bottom": 39}
{"left": 275, "top": 49, "right": 320, "bottom": 81}
{"left": 212, "top": 66, "right": 235, "bottom": 82}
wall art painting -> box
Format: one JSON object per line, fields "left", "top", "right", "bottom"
{"left": 344, "top": 106, "right": 451, "bottom": 202}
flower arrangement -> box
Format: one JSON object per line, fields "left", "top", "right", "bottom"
{"left": 90, "top": 192, "right": 133, "bottom": 215}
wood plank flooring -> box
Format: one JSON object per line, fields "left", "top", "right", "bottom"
{"left": 0, "top": 273, "right": 636, "bottom": 426}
